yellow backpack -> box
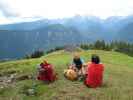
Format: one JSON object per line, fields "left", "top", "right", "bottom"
{"left": 64, "top": 69, "right": 78, "bottom": 81}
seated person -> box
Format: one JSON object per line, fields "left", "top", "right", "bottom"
{"left": 85, "top": 55, "right": 104, "bottom": 88}
{"left": 69, "top": 52, "right": 86, "bottom": 76}
{"left": 37, "top": 60, "right": 57, "bottom": 82}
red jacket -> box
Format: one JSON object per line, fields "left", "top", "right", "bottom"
{"left": 37, "top": 63, "right": 56, "bottom": 82}
{"left": 85, "top": 63, "right": 104, "bottom": 88}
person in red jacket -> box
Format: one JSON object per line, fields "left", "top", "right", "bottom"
{"left": 85, "top": 55, "right": 104, "bottom": 88}
{"left": 37, "top": 60, "right": 57, "bottom": 83}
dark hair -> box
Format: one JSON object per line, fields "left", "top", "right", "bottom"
{"left": 91, "top": 54, "right": 100, "bottom": 64}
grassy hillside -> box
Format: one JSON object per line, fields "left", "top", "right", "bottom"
{"left": 0, "top": 50, "right": 133, "bottom": 100}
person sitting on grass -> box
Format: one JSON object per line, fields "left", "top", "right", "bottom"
{"left": 37, "top": 60, "right": 57, "bottom": 83}
{"left": 69, "top": 52, "right": 86, "bottom": 77}
{"left": 85, "top": 54, "right": 104, "bottom": 88}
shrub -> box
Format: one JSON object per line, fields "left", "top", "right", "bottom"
{"left": 25, "top": 50, "right": 44, "bottom": 59}
{"left": 30, "top": 50, "right": 44, "bottom": 58}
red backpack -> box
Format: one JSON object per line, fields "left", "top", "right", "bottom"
{"left": 85, "top": 63, "right": 104, "bottom": 88}
{"left": 37, "top": 61, "right": 57, "bottom": 82}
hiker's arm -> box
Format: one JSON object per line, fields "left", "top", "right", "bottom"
{"left": 69, "top": 60, "right": 75, "bottom": 69}
{"left": 37, "top": 65, "right": 45, "bottom": 72}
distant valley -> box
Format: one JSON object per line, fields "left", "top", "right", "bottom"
{"left": 0, "top": 15, "right": 133, "bottom": 59}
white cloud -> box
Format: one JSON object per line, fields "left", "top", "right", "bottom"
{"left": 0, "top": 0, "right": 133, "bottom": 24}
{"left": 0, "top": 0, "right": 19, "bottom": 17}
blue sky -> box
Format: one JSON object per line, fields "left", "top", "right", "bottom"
{"left": 0, "top": 0, "right": 133, "bottom": 24}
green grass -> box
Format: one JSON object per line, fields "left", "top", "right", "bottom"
{"left": 0, "top": 50, "right": 133, "bottom": 100}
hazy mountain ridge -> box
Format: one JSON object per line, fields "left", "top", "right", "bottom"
{"left": 0, "top": 15, "right": 133, "bottom": 59}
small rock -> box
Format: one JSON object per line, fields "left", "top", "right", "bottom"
{"left": 27, "top": 88, "right": 35, "bottom": 95}
{"left": 0, "top": 86, "right": 4, "bottom": 89}
{"left": 10, "top": 74, "right": 15, "bottom": 79}
{"left": 6, "top": 79, "right": 12, "bottom": 83}
{"left": 28, "top": 75, "right": 33, "bottom": 79}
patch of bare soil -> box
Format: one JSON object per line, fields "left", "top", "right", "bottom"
{"left": 0, "top": 70, "right": 34, "bottom": 89}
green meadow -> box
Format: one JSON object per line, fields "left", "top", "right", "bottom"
{"left": 0, "top": 50, "right": 133, "bottom": 100}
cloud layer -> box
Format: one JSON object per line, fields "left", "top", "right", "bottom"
{"left": 0, "top": 0, "right": 133, "bottom": 24}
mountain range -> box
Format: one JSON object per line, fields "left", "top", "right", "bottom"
{"left": 0, "top": 15, "right": 133, "bottom": 59}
